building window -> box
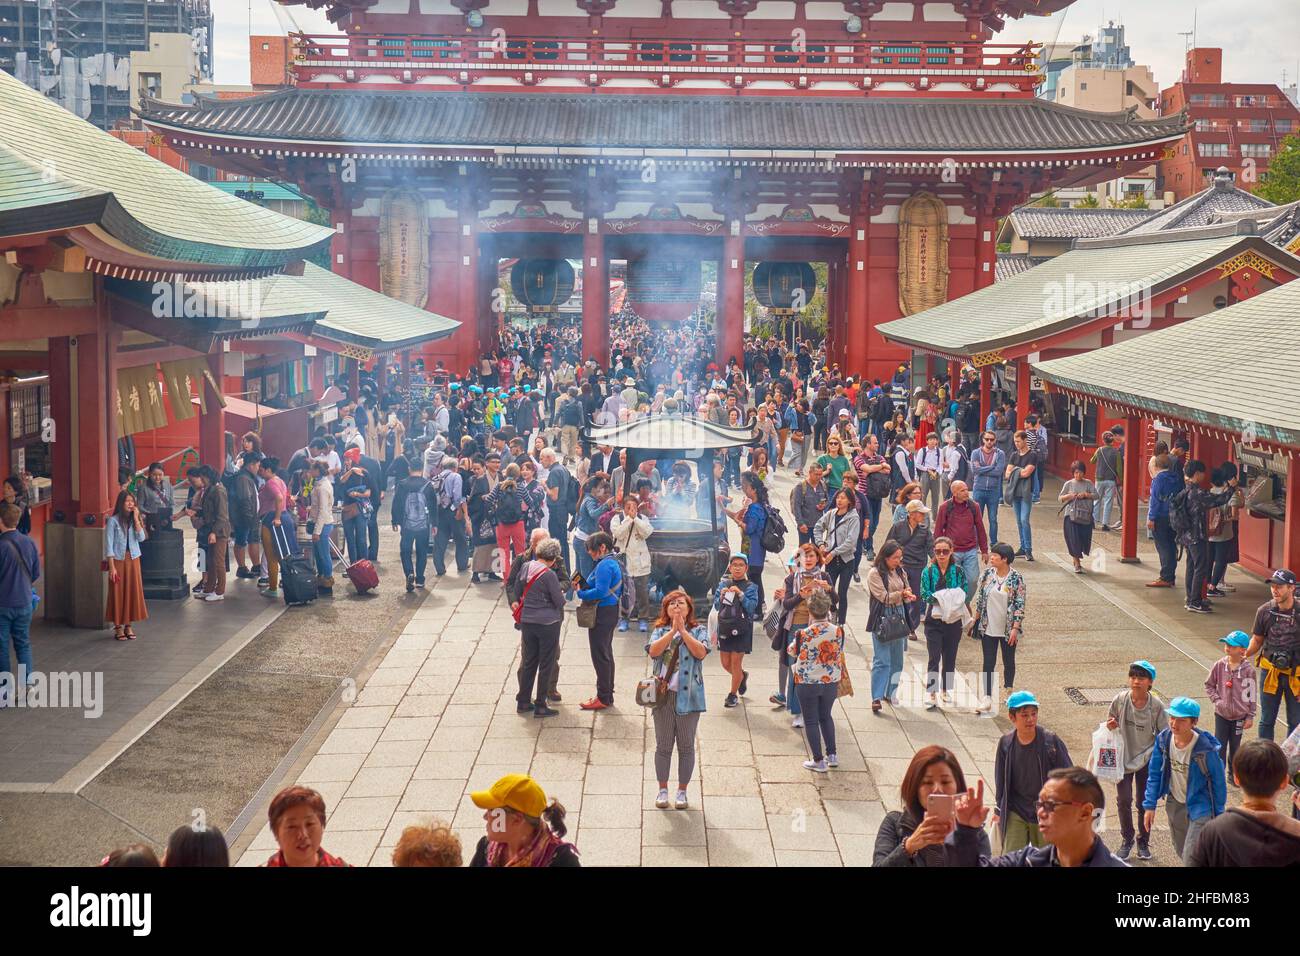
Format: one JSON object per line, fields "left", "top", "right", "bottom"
{"left": 1200, "top": 142, "right": 1230, "bottom": 158}
{"left": 1080, "top": 81, "right": 1087, "bottom": 91}
{"left": 1237, "top": 119, "right": 1269, "bottom": 133}
{"left": 1242, "top": 143, "right": 1272, "bottom": 159}
{"left": 1234, "top": 94, "right": 1274, "bottom": 108}
{"left": 1276, "top": 120, "right": 1297, "bottom": 134}
{"left": 139, "top": 72, "right": 162, "bottom": 98}
{"left": 261, "top": 42, "right": 270, "bottom": 51}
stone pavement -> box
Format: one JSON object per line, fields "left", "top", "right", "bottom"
{"left": 1, "top": 526, "right": 283, "bottom": 791}
{"left": 233, "top": 465, "right": 1280, "bottom": 867}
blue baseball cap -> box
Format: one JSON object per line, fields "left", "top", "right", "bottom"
{"left": 1007, "top": 690, "right": 1039, "bottom": 711}
{"left": 523, "top": 384, "right": 531, "bottom": 392}
{"left": 1167, "top": 696, "right": 1201, "bottom": 719}
{"left": 729, "top": 552, "right": 749, "bottom": 565}
{"left": 1131, "top": 660, "right": 1157, "bottom": 680}
{"left": 1219, "top": 630, "right": 1250, "bottom": 648}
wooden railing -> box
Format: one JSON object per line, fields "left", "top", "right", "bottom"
{"left": 289, "top": 33, "right": 1042, "bottom": 95}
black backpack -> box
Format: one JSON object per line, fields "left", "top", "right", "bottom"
{"left": 951, "top": 444, "right": 971, "bottom": 484}
{"left": 760, "top": 504, "right": 787, "bottom": 554}
{"left": 717, "top": 584, "right": 753, "bottom": 639}
{"left": 495, "top": 492, "right": 522, "bottom": 526}
{"left": 1168, "top": 487, "right": 1193, "bottom": 538}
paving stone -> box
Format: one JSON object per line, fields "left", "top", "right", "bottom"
{"left": 700, "top": 765, "right": 760, "bottom": 796}
{"left": 334, "top": 704, "right": 395, "bottom": 729}
{"left": 299, "top": 752, "right": 367, "bottom": 784}
{"left": 584, "top": 764, "right": 642, "bottom": 795}
{"left": 777, "top": 849, "right": 844, "bottom": 866}
{"left": 328, "top": 796, "right": 400, "bottom": 832}
{"left": 529, "top": 752, "right": 589, "bottom": 782}
{"left": 588, "top": 736, "right": 645, "bottom": 766}
{"left": 768, "top": 812, "right": 839, "bottom": 852}
{"left": 536, "top": 727, "right": 593, "bottom": 754}
{"left": 642, "top": 809, "right": 706, "bottom": 846}
{"left": 319, "top": 725, "right": 385, "bottom": 755}
{"left": 706, "top": 828, "right": 776, "bottom": 867}
{"left": 580, "top": 793, "right": 643, "bottom": 829}
{"left": 362, "top": 739, "right": 428, "bottom": 769}
{"left": 345, "top": 765, "right": 418, "bottom": 799}
{"left": 824, "top": 799, "right": 890, "bottom": 837}
{"left": 426, "top": 724, "right": 488, "bottom": 752}
{"left": 392, "top": 695, "right": 449, "bottom": 719}
{"left": 701, "top": 795, "right": 768, "bottom": 830}
{"left": 397, "top": 778, "right": 467, "bottom": 813}
{"left": 642, "top": 845, "right": 709, "bottom": 867}
{"left": 759, "top": 782, "right": 826, "bottom": 817}
{"left": 379, "top": 717, "right": 440, "bottom": 742}
{"left": 320, "top": 829, "right": 383, "bottom": 865}
{"left": 411, "top": 750, "right": 477, "bottom": 780}
{"left": 573, "top": 827, "right": 640, "bottom": 866}
{"left": 367, "top": 665, "right": 422, "bottom": 686}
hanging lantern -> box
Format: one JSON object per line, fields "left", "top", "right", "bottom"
{"left": 625, "top": 259, "right": 701, "bottom": 323}
{"left": 752, "top": 261, "right": 816, "bottom": 314}
{"left": 510, "top": 258, "right": 576, "bottom": 314}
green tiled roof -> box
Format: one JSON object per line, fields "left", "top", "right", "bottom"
{"left": 1033, "top": 279, "right": 1300, "bottom": 449}
{"left": 167, "top": 264, "right": 459, "bottom": 352}
{"left": 0, "top": 71, "right": 332, "bottom": 269}
{"left": 876, "top": 231, "right": 1250, "bottom": 358}
{"left": 207, "top": 180, "right": 307, "bottom": 202}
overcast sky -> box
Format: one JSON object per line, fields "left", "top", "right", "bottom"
{"left": 210, "top": 0, "right": 1299, "bottom": 91}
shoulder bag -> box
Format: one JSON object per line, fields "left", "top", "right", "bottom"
{"left": 512, "top": 567, "right": 548, "bottom": 629}
{"left": 636, "top": 641, "right": 680, "bottom": 709}
{"left": 3, "top": 537, "right": 38, "bottom": 613}
{"left": 835, "top": 627, "right": 854, "bottom": 698}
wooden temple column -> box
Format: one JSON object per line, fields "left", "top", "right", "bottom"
{"left": 348, "top": 358, "right": 360, "bottom": 398}
{"left": 717, "top": 229, "right": 745, "bottom": 369}
{"left": 845, "top": 188, "right": 870, "bottom": 378}
{"left": 48, "top": 337, "right": 75, "bottom": 517}
{"left": 825, "top": 258, "right": 841, "bottom": 370}
{"left": 456, "top": 167, "right": 484, "bottom": 376}
{"left": 200, "top": 351, "right": 225, "bottom": 468}
{"left": 582, "top": 224, "right": 609, "bottom": 368}
{"left": 979, "top": 366, "right": 992, "bottom": 432}
{"left": 1120, "top": 413, "right": 1143, "bottom": 563}
{"left": 308, "top": 350, "right": 327, "bottom": 400}
{"left": 1284, "top": 453, "right": 1300, "bottom": 575}
{"left": 975, "top": 191, "right": 998, "bottom": 290}
{"left": 1015, "top": 357, "right": 1030, "bottom": 424}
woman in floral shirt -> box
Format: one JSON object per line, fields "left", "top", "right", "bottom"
{"left": 971, "top": 542, "right": 1027, "bottom": 717}
{"left": 787, "top": 589, "right": 844, "bottom": 773}
{"left": 646, "top": 590, "right": 710, "bottom": 810}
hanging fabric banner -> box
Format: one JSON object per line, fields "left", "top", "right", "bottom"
{"left": 115, "top": 364, "right": 169, "bottom": 437}
{"left": 160, "top": 358, "right": 200, "bottom": 422}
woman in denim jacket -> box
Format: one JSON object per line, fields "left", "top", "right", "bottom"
{"left": 646, "top": 589, "right": 710, "bottom": 811}
{"left": 105, "top": 489, "right": 148, "bottom": 640}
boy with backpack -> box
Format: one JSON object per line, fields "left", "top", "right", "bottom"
{"left": 1170, "top": 460, "right": 1239, "bottom": 614}
{"left": 1205, "top": 630, "right": 1257, "bottom": 785}
{"left": 1105, "top": 660, "right": 1167, "bottom": 860}
{"left": 391, "top": 459, "right": 439, "bottom": 591}
{"left": 1142, "top": 696, "right": 1227, "bottom": 864}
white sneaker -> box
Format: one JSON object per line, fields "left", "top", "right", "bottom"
{"left": 654, "top": 788, "right": 670, "bottom": 809}
{"left": 674, "top": 790, "right": 689, "bottom": 810}
{"left": 941, "top": 692, "right": 954, "bottom": 705}
{"left": 791, "top": 715, "right": 805, "bottom": 729}
{"left": 204, "top": 592, "right": 224, "bottom": 602}
{"left": 803, "top": 759, "right": 828, "bottom": 773}
{"left": 924, "top": 693, "right": 937, "bottom": 710}
{"left": 827, "top": 754, "right": 839, "bottom": 768}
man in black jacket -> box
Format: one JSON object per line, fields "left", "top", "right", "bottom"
{"left": 231, "top": 452, "right": 263, "bottom": 579}
{"left": 358, "top": 451, "right": 385, "bottom": 563}
{"left": 947, "top": 768, "right": 1127, "bottom": 867}
{"left": 391, "top": 460, "right": 438, "bottom": 591}
{"left": 1180, "top": 460, "right": 1239, "bottom": 614}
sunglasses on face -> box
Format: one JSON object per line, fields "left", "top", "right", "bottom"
{"left": 1036, "top": 798, "right": 1086, "bottom": 815}
{"left": 934, "top": 548, "right": 951, "bottom": 555}
{"left": 983, "top": 438, "right": 996, "bottom": 443}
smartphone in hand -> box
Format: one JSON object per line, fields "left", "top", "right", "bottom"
{"left": 927, "top": 793, "right": 956, "bottom": 823}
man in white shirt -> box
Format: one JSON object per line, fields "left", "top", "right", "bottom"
{"left": 430, "top": 394, "right": 450, "bottom": 439}
{"left": 939, "top": 429, "right": 968, "bottom": 502}
{"left": 914, "top": 432, "right": 943, "bottom": 513}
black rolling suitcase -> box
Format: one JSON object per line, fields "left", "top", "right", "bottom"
{"left": 271, "top": 522, "right": 315, "bottom": 607}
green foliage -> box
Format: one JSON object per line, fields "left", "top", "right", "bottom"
{"left": 301, "top": 197, "right": 333, "bottom": 271}
{"left": 1253, "top": 133, "right": 1300, "bottom": 204}
{"left": 1031, "top": 194, "right": 1060, "bottom": 208}
{"left": 1075, "top": 195, "right": 1101, "bottom": 208}
{"left": 1114, "top": 194, "right": 1149, "bottom": 209}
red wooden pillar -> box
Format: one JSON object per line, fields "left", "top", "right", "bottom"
{"left": 200, "top": 351, "right": 225, "bottom": 468}
{"left": 1120, "top": 414, "right": 1143, "bottom": 563}
{"left": 347, "top": 358, "right": 360, "bottom": 399}
{"left": 49, "top": 337, "right": 75, "bottom": 514}
{"left": 975, "top": 201, "right": 997, "bottom": 290}
{"left": 824, "top": 258, "right": 840, "bottom": 369}
{"left": 77, "top": 331, "right": 115, "bottom": 518}
{"left": 1015, "top": 358, "right": 1030, "bottom": 429}
{"left": 718, "top": 232, "right": 745, "bottom": 369}
{"left": 400, "top": 350, "right": 411, "bottom": 394}
{"left": 1284, "top": 454, "right": 1300, "bottom": 575}
{"left": 582, "top": 227, "right": 609, "bottom": 367}
{"left": 979, "top": 366, "right": 992, "bottom": 434}
{"left": 308, "top": 350, "right": 327, "bottom": 399}
{"left": 456, "top": 177, "right": 482, "bottom": 376}
{"left": 845, "top": 193, "right": 869, "bottom": 378}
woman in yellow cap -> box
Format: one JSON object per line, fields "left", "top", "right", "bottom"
{"left": 469, "top": 773, "right": 580, "bottom": 867}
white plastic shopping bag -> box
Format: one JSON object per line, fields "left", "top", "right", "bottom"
{"left": 1087, "top": 722, "right": 1125, "bottom": 783}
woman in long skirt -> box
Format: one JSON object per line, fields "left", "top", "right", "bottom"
{"left": 1059, "top": 460, "right": 1097, "bottom": 574}
{"left": 105, "top": 489, "right": 149, "bottom": 640}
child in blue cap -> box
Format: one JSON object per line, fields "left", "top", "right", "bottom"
{"left": 1106, "top": 660, "right": 1166, "bottom": 860}
{"left": 1142, "top": 696, "right": 1226, "bottom": 865}
{"left": 1205, "top": 631, "right": 1257, "bottom": 783}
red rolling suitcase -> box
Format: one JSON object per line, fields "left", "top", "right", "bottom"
{"left": 329, "top": 538, "right": 379, "bottom": 594}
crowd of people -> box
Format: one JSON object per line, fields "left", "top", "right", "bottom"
{"left": 5, "top": 314, "right": 1298, "bottom": 870}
